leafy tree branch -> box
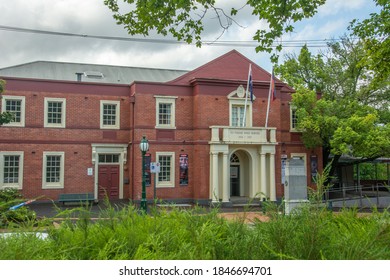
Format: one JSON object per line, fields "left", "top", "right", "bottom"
{"left": 0, "top": 80, "right": 13, "bottom": 125}
{"left": 104, "top": 0, "right": 326, "bottom": 62}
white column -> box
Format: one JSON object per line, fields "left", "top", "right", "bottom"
{"left": 222, "top": 152, "right": 229, "bottom": 202}
{"left": 260, "top": 152, "right": 267, "bottom": 199}
{"left": 211, "top": 152, "right": 219, "bottom": 202}
{"left": 269, "top": 153, "right": 276, "bottom": 201}
{"left": 94, "top": 155, "right": 99, "bottom": 201}
{"left": 209, "top": 152, "right": 213, "bottom": 199}
{"left": 91, "top": 147, "right": 99, "bottom": 201}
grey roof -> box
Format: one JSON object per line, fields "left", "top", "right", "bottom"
{"left": 0, "top": 61, "right": 188, "bottom": 84}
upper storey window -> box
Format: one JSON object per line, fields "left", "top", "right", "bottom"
{"left": 290, "top": 106, "right": 299, "bottom": 131}
{"left": 1, "top": 96, "right": 25, "bottom": 127}
{"left": 44, "top": 98, "right": 66, "bottom": 128}
{"left": 231, "top": 105, "right": 246, "bottom": 127}
{"left": 100, "top": 100, "right": 120, "bottom": 129}
{"left": 159, "top": 103, "right": 172, "bottom": 125}
{"left": 155, "top": 96, "right": 177, "bottom": 129}
{"left": 228, "top": 85, "right": 254, "bottom": 127}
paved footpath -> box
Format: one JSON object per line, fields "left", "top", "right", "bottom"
{"left": 27, "top": 200, "right": 270, "bottom": 224}
{"left": 27, "top": 197, "right": 389, "bottom": 224}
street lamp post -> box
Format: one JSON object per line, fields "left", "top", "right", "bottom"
{"left": 140, "top": 136, "right": 149, "bottom": 213}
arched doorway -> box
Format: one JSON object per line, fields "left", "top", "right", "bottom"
{"left": 230, "top": 153, "right": 240, "bottom": 196}
{"left": 230, "top": 150, "right": 251, "bottom": 198}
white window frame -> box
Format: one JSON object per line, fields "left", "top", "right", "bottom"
{"left": 0, "top": 151, "right": 24, "bottom": 190}
{"left": 154, "top": 96, "right": 177, "bottom": 129}
{"left": 156, "top": 152, "right": 175, "bottom": 188}
{"left": 42, "top": 152, "right": 65, "bottom": 189}
{"left": 98, "top": 154, "right": 120, "bottom": 164}
{"left": 1, "top": 95, "right": 26, "bottom": 127}
{"left": 227, "top": 85, "right": 254, "bottom": 127}
{"left": 44, "top": 97, "right": 66, "bottom": 128}
{"left": 100, "top": 100, "right": 120, "bottom": 129}
{"left": 229, "top": 99, "right": 252, "bottom": 127}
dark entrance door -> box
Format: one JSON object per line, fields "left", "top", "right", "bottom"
{"left": 98, "top": 165, "right": 120, "bottom": 199}
{"left": 230, "top": 165, "right": 240, "bottom": 196}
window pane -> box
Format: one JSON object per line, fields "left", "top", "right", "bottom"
{"left": 5, "top": 100, "right": 22, "bottom": 123}
{"left": 232, "top": 105, "right": 245, "bottom": 127}
{"left": 113, "top": 154, "right": 119, "bottom": 162}
{"left": 98, "top": 154, "right": 119, "bottom": 163}
{"left": 158, "top": 155, "right": 171, "bottom": 182}
{"left": 159, "top": 103, "right": 171, "bottom": 125}
{"left": 103, "top": 104, "right": 117, "bottom": 126}
{"left": 46, "top": 155, "right": 61, "bottom": 183}
{"left": 3, "top": 155, "right": 20, "bottom": 183}
{"left": 291, "top": 109, "right": 298, "bottom": 129}
{"left": 47, "top": 102, "right": 63, "bottom": 124}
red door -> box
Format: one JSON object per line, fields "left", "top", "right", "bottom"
{"left": 98, "top": 165, "right": 120, "bottom": 199}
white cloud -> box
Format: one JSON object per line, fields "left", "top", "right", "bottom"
{"left": 0, "top": 0, "right": 381, "bottom": 72}
{"left": 318, "top": 0, "right": 366, "bottom": 16}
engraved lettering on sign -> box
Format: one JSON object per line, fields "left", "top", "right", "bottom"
{"left": 227, "top": 129, "right": 263, "bottom": 143}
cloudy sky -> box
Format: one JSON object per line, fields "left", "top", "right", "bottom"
{"left": 0, "top": 0, "right": 380, "bottom": 73}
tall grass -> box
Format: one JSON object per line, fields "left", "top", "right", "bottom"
{"left": 0, "top": 201, "right": 389, "bottom": 260}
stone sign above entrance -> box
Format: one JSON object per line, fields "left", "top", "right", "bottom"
{"left": 210, "top": 126, "right": 277, "bottom": 144}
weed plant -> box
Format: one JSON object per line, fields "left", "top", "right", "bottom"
{"left": 2, "top": 167, "right": 389, "bottom": 260}
{"left": 0, "top": 199, "right": 389, "bottom": 260}
{"left": 0, "top": 188, "right": 38, "bottom": 228}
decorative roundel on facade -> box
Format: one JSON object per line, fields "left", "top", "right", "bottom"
{"left": 237, "top": 85, "right": 245, "bottom": 98}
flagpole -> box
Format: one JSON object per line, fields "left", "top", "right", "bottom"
{"left": 242, "top": 64, "right": 251, "bottom": 127}
{"left": 265, "top": 68, "right": 273, "bottom": 128}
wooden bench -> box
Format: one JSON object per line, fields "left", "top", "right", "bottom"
{"left": 58, "top": 193, "right": 95, "bottom": 205}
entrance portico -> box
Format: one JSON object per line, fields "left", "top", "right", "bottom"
{"left": 209, "top": 126, "right": 277, "bottom": 203}
{"left": 91, "top": 143, "right": 128, "bottom": 200}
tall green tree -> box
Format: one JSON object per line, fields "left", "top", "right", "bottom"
{"left": 275, "top": 38, "right": 390, "bottom": 177}
{"left": 350, "top": 0, "right": 389, "bottom": 86}
{"left": 104, "top": 0, "right": 326, "bottom": 61}
{"left": 0, "top": 80, "right": 13, "bottom": 125}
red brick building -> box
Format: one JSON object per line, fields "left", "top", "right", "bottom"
{"left": 0, "top": 50, "right": 322, "bottom": 205}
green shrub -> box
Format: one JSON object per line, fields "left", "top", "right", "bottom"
{"left": 0, "top": 202, "right": 389, "bottom": 260}
{"left": 0, "top": 187, "right": 22, "bottom": 202}
{"left": 0, "top": 188, "right": 38, "bottom": 228}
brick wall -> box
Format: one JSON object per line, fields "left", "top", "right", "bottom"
{"left": 1, "top": 65, "right": 323, "bottom": 202}
{"left": 0, "top": 79, "right": 131, "bottom": 200}
{"left": 0, "top": 143, "right": 94, "bottom": 200}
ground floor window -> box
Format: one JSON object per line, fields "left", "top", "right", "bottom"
{"left": 42, "top": 152, "right": 64, "bottom": 189}
{"left": 0, "top": 152, "right": 24, "bottom": 189}
{"left": 156, "top": 152, "right": 175, "bottom": 188}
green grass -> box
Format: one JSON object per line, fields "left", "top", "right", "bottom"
{"left": 0, "top": 202, "right": 389, "bottom": 260}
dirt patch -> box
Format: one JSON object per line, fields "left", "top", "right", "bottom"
{"left": 218, "top": 212, "right": 270, "bottom": 223}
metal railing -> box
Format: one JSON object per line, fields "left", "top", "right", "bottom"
{"left": 325, "top": 183, "right": 389, "bottom": 209}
